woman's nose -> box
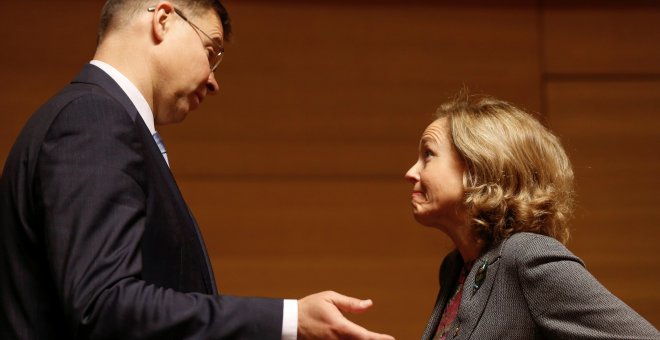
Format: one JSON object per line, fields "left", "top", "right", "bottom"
{"left": 405, "top": 163, "right": 420, "bottom": 184}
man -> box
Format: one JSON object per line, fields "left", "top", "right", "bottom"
{"left": 0, "top": 1, "right": 395, "bottom": 339}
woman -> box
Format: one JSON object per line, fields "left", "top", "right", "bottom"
{"left": 405, "top": 93, "right": 659, "bottom": 340}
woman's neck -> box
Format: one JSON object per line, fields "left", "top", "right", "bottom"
{"left": 446, "top": 225, "right": 483, "bottom": 263}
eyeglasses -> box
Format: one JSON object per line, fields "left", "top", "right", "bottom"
{"left": 148, "top": 6, "right": 224, "bottom": 72}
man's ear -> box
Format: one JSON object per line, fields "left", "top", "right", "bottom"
{"left": 150, "top": 1, "right": 176, "bottom": 43}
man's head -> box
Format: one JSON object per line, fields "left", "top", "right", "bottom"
{"left": 98, "top": 0, "right": 231, "bottom": 44}
{"left": 95, "top": 1, "right": 232, "bottom": 124}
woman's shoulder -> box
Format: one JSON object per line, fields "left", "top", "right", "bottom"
{"left": 504, "top": 232, "right": 569, "bottom": 252}
{"left": 499, "top": 232, "right": 584, "bottom": 267}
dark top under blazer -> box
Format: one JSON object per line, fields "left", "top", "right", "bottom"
{"left": 421, "top": 232, "right": 659, "bottom": 340}
{"left": 0, "top": 64, "right": 283, "bottom": 339}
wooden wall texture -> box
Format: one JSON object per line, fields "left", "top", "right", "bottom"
{"left": 0, "top": 1, "right": 658, "bottom": 337}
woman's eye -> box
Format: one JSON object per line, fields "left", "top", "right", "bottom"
{"left": 423, "top": 149, "right": 434, "bottom": 159}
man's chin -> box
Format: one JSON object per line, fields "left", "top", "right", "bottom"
{"left": 172, "top": 112, "right": 188, "bottom": 124}
{"left": 155, "top": 110, "right": 189, "bottom": 125}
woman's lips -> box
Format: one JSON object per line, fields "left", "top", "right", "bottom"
{"left": 411, "top": 191, "right": 425, "bottom": 199}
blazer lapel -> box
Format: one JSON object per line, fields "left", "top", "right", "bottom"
{"left": 456, "top": 240, "right": 507, "bottom": 339}
{"left": 422, "top": 250, "right": 463, "bottom": 340}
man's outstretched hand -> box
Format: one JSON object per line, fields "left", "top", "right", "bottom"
{"left": 298, "top": 291, "right": 395, "bottom": 340}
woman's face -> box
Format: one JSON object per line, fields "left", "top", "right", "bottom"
{"left": 405, "top": 118, "right": 467, "bottom": 230}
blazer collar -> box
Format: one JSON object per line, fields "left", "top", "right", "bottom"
{"left": 71, "top": 63, "right": 140, "bottom": 122}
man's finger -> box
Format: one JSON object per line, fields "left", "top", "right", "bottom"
{"left": 336, "top": 318, "right": 396, "bottom": 340}
{"left": 328, "top": 292, "right": 374, "bottom": 314}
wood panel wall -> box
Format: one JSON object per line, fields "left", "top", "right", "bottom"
{"left": 0, "top": 1, "right": 658, "bottom": 337}
{"left": 542, "top": 2, "right": 660, "bottom": 327}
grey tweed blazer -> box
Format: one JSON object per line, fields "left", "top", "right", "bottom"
{"left": 421, "top": 232, "right": 659, "bottom": 340}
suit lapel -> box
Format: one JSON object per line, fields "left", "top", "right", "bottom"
{"left": 422, "top": 251, "right": 463, "bottom": 340}
{"left": 136, "top": 118, "right": 217, "bottom": 294}
{"left": 186, "top": 209, "right": 218, "bottom": 293}
{"left": 72, "top": 64, "right": 217, "bottom": 294}
{"left": 456, "top": 240, "right": 506, "bottom": 339}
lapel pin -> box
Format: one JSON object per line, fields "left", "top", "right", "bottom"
{"left": 472, "top": 255, "right": 500, "bottom": 294}
{"left": 473, "top": 261, "right": 488, "bottom": 293}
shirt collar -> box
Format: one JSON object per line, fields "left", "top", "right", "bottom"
{"left": 89, "top": 60, "right": 156, "bottom": 135}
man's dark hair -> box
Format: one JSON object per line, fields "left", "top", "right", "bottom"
{"left": 98, "top": 0, "right": 232, "bottom": 42}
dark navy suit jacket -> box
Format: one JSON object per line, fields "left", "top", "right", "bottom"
{"left": 0, "top": 64, "right": 282, "bottom": 339}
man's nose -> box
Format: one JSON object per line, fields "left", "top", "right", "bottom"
{"left": 206, "top": 72, "right": 219, "bottom": 94}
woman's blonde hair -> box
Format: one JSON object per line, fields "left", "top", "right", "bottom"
{"left": 436, "top": 93, "right": 574, "bottom": 246}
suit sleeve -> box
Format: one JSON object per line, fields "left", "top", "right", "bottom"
{"left": 513, "top": 234, "right": 659, "bottom": 340}
{"left": 37, "top": 93, "right": 283, "bottom": 340}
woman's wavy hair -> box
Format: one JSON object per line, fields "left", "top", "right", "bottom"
{"left": 436, "top": 92, "right": 574, "bottom": 246}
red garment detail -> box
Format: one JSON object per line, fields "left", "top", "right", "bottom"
{"left": 435, "top": 262, "right": 473, "bottom": 339}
